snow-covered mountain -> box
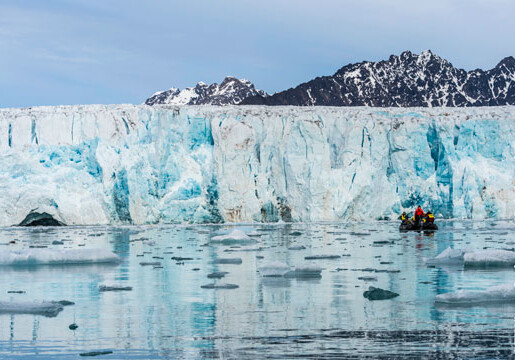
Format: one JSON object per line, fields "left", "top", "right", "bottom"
{"left": 0, "top": 105, "right": 514, "bottom": 225}
{"left": 242, "top": 50, "right": 515, "bottom": 106}
{"left": 145, "top": 76, "right": 268, "bottom": 106}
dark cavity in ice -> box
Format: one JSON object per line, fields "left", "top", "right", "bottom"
{"left": 18, "top": 212, "right": 65, "bottom": 227}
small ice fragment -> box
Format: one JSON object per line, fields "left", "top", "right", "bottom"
{"left": 207, "top": 271, "right": 229, "bottom": 279}
{"left": 99, "top": 285, "right": 133, "bottom": 292}
{"left": 373, "top": 240, "right": 393, "bottom": 245}
{"left": 56, "top": 300, "right": 75, "bottom": 306}
{"left": 284, "top": 264, "right": 322, "bottom": 278}
{"left": 288, "top": 245, "right": 306, "bottom": 250}
{"left": 210, "top": 230, "right": 257, "bottom": 245}
{"left": 212, "top": 229, "right": 251, "bottom": 241}
{"left": 139, "top": 261, "right": 161, "bottom": 266}
{"left": 304, "top": 255, "right": 341, "bottom": 260}
{"left": 214, "top": 258, "right": 242, "bottom": 264}
{"left": 79, "top": 351, "right": 113, "bottom": 357}
{"left": 259, "top": 261, "right": 290, "bottom": 277}
{"left": 200, "top": 283, "right": 239, "bottom": 289}
{"left": 358, "top": 276, "right": 378, "bottom": 281}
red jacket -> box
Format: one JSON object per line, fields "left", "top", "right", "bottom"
{"left": 415, "top": 208, "right": 424, "bottom": 217}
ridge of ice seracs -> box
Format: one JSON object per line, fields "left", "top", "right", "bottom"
{"left": 0, "top": 104, "right": 514, "bottom": 225}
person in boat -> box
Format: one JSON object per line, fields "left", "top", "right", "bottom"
{"left": 400, "top": 212, "right": 414, "bottom": 227}
{"left": 424, "top": 211, "right": 435, "bottom": 224}
{"left": 414, "top": 206, "right": 425, "bottom": 225}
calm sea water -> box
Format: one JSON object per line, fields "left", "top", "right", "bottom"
{"left": 0, "top": 220, "right": 514, "bottom": 359}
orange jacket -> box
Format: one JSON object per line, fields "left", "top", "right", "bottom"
{"left": 415, "top": 208, "right": 424, "bottom": 217}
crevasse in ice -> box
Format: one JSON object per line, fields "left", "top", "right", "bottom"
{"left": 0, "top": 104, "right": 513, "bottom": 225}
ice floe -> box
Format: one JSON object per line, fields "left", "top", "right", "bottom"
{"left": 0, "top": 301, "right": 64, "bottom": 317}
{"left": 210, "top": 229, "right": 257, "bottom": 245}
{"left": 201, "top": 283, "right": 239, "bottom": 289}
{"left": 0, "top": 248, "right": 120, "bottom": 266}
{"left": 284, "top": 264, "right": 322, "bottom": 279}
{"left": 425, "top": 247, "right": 515, "bottom": 267}
{"left": 435, "top": 283, "right": 515, "bottom": 305}
{"left": 259, "top": 261, "right": 290, "bottom": 277}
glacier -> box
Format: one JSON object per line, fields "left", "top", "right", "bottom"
{"left": 0, "top": 104, "right": 514, "bottom": 225}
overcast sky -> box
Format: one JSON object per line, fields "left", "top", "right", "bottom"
{"left": 1, "top": 0, "right": 514, "bottom": 108}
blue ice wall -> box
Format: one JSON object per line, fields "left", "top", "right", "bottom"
{"left": 0, "top": 105, "right": 513, "bottom": 225}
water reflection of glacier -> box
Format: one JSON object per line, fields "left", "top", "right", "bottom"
{"left": 0, "top": 221, "right": 514, "bottom": 358}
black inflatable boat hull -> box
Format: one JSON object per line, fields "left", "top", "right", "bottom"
{"left": 399, "top": 223, "right": 438, "bottom": 231}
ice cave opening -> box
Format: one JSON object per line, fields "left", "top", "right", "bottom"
{"left": 18, "top": 212, "right": 65, "bottom": 227}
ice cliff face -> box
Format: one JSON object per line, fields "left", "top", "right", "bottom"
{"left": 0, "top": 105, "right": 514, "bottom": 225}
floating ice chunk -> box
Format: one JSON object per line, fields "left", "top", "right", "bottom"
{"left": 288, "top": 245, "right": 306, "bottom": 250}
{"left": 304, "top": 255, "right": 341, "bottom": 260}
{"left": 79, "top": 351, "right": 113, "bottom": 357}
{"left": 212, "top": 229, "right": 251, "bottom": 241}
{"left": 0, "top": 249, "right": 120, "bottom": 266}
{"left": 435, "top": 283, "right": 515, "bottom": 304}
{"left": 207, "top": 271, "right": 228, "bottom": 279}
{"left": 259, "top": 261, "right": 290, "bottom": 277}
{"left": 213, "top": 227, "right": 258, "bottom": 236}
{"left": 214, "top": 257, "right": 242, "bottom": 264}
{"left": 99, "top": 285, "right": 133, "bottom": 292}
{"left": 200, "top": 283, "right": 239, "bottom": 289}
{"left": 0, "top": 301, "right": 64, "bottom": 317}
{"left": 56, "top": 300, "right": 74, "bottom": 306}
{"left": 210, "top": 229, "right": 257, "bottom": 245}
{"left": 224, "top": 246, "right": 263, "bottom": 252}
{"left": 284, "top": 264, "right": 322, "bottom": 278}
{"left": 246, "top": 231, "right": 261, "bottom": 237}
{"left": 464, "top": 250, "right": 515, "bottom": 268}
{"left": 425, "top": 247, "right": 465, "bottom": 266}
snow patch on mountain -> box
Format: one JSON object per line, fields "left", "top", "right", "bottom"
{"left": 243, "top": 50, "right": 515, "bottom": 107}
{"left": 145, "top": 77, "right": 268, "bottom": 106}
